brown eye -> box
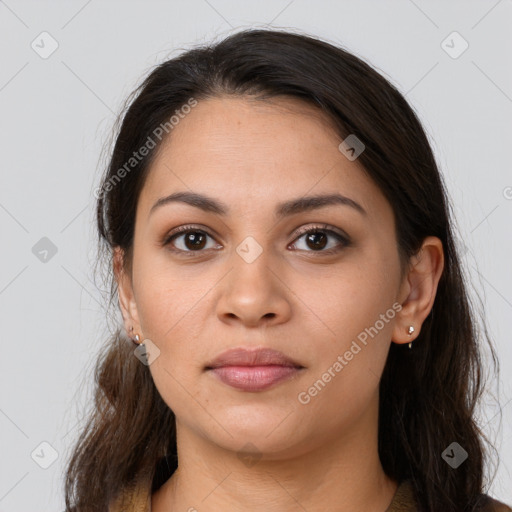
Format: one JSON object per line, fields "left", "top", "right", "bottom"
{"left": 304, "top": 231, "right": 328, "bottom": 250}
{"left": 290, "top": 225, "right": 350, "bottom": 254}
{"left": 162, "top": 224, "right": 350, "bottom": 257}
{"left": 163, "top": 226, "right": 218, "bottom": 253}
{"left": 180, "top": 231, "right": 208, "bottom": 250}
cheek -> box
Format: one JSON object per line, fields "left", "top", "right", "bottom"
{"left": 294, "top": 257, "right": 398, "bottom": 346}
{"left": 132, "top": 257, "right": 214, "bottom": 393}
{"left": 295, "top": 258, "right": 398, "bottom": 404}
{"left": 133, "top": 254, "right": 207, "bottom": 343}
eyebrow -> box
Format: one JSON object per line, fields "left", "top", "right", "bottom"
{"left": 149, "top": 191, "right": 366, "bottom": 218}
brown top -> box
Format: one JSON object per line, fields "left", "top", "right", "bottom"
{"left": 109, "top": 477, "right": 512, "bottom": 512}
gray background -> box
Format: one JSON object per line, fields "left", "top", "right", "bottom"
{"left": 1, "top": 0, "right": 511, "bottom": 510}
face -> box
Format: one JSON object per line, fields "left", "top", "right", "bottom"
{"left": 118, "top": 95, "right": 408, "bottom": 458}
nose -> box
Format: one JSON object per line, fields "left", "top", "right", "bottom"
{"left": 216, "top": 250, "right": 292, "bottom": 328}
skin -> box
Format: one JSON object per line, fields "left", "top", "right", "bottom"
{"left": 115, "top": 95, "right": 444, "bottom": 512}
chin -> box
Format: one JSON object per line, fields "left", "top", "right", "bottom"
{"left": 200, "top": 406, "right": 309, "bottom": 454}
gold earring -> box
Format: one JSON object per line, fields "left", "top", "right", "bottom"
{"left": 130, "top": 328, "right": 141, "bottom": 346}
{"left": 407, "top": 325, "right": 415, "bottom": 349}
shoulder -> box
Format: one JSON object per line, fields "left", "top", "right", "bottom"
{"left": 108, "top": 478, "right": 152, "bottom": 512}
{"left": 386, "top": 480, "right": 512, "bottom": 512}
{"left": 476, "top": 494, "right": 512, "bottom": 512}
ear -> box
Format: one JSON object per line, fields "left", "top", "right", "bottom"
{"left": 113, "top": 246, "right": 141, "bottom": 340}
{"left": 392, "top": 236, "right": 444, "bottom": 345}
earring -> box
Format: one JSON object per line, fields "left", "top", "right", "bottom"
{"left": 407, "top": 325, "right": 415, "bottom": 349}
{"left": 132, "top": 334, "right": 139, "bottom": 346}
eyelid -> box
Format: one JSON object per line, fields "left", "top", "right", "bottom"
{"left": 162, "top": 223, "right": 351, "bottom": 253}
{"left": 161, "top": 224, "right": 218, "bottom": 247}
{"left": 291, "top": 223, "right": 349, "bottom": 241}
{"left": 289, "top": 224, "right": 351, "bottom": 253}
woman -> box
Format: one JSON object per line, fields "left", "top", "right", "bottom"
{"left": 64, "top": 28, "right": 511, "bottom": 511}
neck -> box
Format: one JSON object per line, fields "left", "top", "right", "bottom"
{"left": 152, "top": 400, "right": 397, "bottom": 512}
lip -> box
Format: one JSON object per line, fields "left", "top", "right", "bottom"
{"left": 205, "top": 347, "right": 304, "bottom": 392}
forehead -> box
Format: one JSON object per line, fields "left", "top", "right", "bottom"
{"left": 137, "top": 95, "right": 390, "bottom": 222}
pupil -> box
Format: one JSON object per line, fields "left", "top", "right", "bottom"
{"left": 307, "top": 232, "right": 327, "bottom": 250}
{"left": 182, "top": 231, "right": 329, "bottom": 251}
{"left": 186, "top": 232, "right": 206, "bottom": 250}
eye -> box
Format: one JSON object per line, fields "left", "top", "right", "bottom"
{"left": 162, "top": 225, "right": 220, "bottom": 254}
{"left": 162, "top": 223, "right": 350, "bottom": 256}
{"left": 289, "top": 224, "right": 350, "bottom": 254}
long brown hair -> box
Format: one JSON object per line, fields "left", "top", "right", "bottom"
{"left": 64, "top": 28, "right": 502, "bottom": 511}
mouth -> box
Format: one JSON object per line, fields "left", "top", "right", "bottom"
{"left": 205, "top": 347, "right": 305, "bottom": 392}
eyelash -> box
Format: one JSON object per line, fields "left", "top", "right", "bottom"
{"left": 162, "top": 223, "right": 351, "bottom": 257}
